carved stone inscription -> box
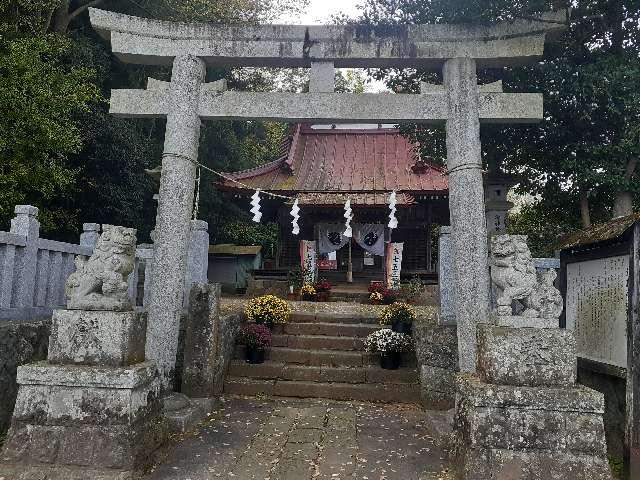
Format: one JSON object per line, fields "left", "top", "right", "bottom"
{"left": 566, "top": 255, "right": 628, "bottom": 368}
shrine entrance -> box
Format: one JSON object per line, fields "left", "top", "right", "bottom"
{"left": 90, "top": 6, "right": 565, "bottom": 384}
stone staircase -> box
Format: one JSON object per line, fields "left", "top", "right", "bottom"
{"left": 224, "top": 312, "right": 420, "bottom": 403}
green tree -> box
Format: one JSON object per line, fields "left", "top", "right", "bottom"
{"left": 49, "top": 0, "right": 309, "bottom": 34}
{"left": 0, "top": 0, "right": 308, "bottom": 242}
{"left": 0, "top": 2, "right": 99, "bottom": 233}
{"left": 351, "top": 0, "right": 640, "bottom": 233}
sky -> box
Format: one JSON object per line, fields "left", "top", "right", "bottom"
{"left": 277, "top": 0, "right": 364, "bottom": 24}
{"left": 277, "top": 0, "right": 388, "bottom": 93}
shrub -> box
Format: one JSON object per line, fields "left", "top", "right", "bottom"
{"left": 397, "top": 276, "right": 426, "bottom": 303}
{"left": 380, "top": 302, "right": 417, "bottom": 325}
{"left": 246, "top": 295, "right": 291, "bottom": 325}
{"left": 364, "top": 329, "right": 412, "bottom": 353}
{"left": 288, "top": 267, "right": 304, "bottom": 291}
{"left": 240, "top": 323, "right": 272, "bottom": 351}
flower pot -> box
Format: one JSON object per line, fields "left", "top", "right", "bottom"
{"left": 392, "top": 320, "right": 412, "bottom": 335}
{"left": 245, "top": 347, "right": 266, "bottom": 364}
{"left": 379, "top": 351, "right": 402, "bottom": 370}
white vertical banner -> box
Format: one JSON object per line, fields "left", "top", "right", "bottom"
{"left": 385, "top": 242, "right": 404, "bottom": 288}
{"left": 300, "top": 240, "right": 317, "bottom": 285}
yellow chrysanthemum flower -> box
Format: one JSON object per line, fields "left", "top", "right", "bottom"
{"left": 246, "top": 294, "right": 291, "bottom": 325}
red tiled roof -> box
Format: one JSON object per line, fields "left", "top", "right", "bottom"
{"left": 222, "top": 125, "right": 448, "bottom": 200}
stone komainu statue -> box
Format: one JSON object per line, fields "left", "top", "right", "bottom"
{"left": 490, "top": 234, "right": 563, "bottom": 319}
{"left": 66, "top": 225, "right": 137, "bottom": 311}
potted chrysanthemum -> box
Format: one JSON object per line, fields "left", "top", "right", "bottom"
{"left": 379, "top": 302, "right": 417, "bottom": 335}
{"left": 240, "top": 323, "right": 272, "bottom": 364}
{"left": 368, "top": 283, "right": 396, "bottom": 305}
{"left": 300, "top": 284, "right": 316, "bottom": 301}
{"left": 364, "top": 329, "right": 412, "bottom": 370}
{"left": 246, "top": 294, "right": 291, "bottom": 329}
{"left": 314, "top": 279, "right": 332, "bottom": 301}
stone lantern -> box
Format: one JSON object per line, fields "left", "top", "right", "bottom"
{"left": 484, "top": 173, "right": 515, "bottom": 237}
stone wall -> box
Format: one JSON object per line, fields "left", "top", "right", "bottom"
{"left": 177, "top": 283, "right": 244, "bottom": 397}
{"left": 413, "top": 322, "right": 459, "bottom": 409}
{"left": 0, "top": 319, "right": 50, "bottom": 434}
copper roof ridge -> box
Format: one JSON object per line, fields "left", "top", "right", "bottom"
{"left": 300, "top": 126, "right": 402, "bottom": 134}
{"left": 226, "top": 155, "right": 288, "bottom": 180}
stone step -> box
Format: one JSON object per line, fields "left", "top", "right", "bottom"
{"left": 234, "top": 345, "right": 417, "bottom": 368}
{"left": 272, "top": 334, "right": 364, "bottom": 351}
{"left": 228, "top": 360, "right": 418, "bottom": 384}
{"left": 224, "top": 377, "right": 420, "bottom": 403}
{"left": 290, "top": 312, "right": 379, "bottom": 325}
{"left": 273, "top": 322, "right": 381, "bottom": 337}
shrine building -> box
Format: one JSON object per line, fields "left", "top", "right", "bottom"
{"left": 220, "top": 124, "right": 450, "bottom": 283}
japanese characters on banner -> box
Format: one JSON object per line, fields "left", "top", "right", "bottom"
{"left": 299, "top": 240, "right": 317, "bottom": 284}
{"left": 385, "top": 242, "right": 404, "bottom": 288}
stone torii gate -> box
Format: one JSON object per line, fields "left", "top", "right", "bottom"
{"left": 90, "top": 8, "right": 566, "bottom": 387}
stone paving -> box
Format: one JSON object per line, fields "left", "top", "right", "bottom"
{"left": 147, "top": 396, "right": 452, "bottom": 480}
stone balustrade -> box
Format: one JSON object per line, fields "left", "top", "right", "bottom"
{"left": 0, "top": 205, "right": 209, "bottom": 322}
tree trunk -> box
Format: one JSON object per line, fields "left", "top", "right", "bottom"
{"left": 580, "top": 190, "right": 591, "bottom": 229}
{"left": 51, "top": 3, "right": 71, "bottom": 34}
{"left": 613, "top": 157, "right": 638, "bottom": 218}
{"left": 613, "top": 192, "right": 634, "bottom": 218}
{"left": 50, "top": 0, "right": 104, "bottom": 34}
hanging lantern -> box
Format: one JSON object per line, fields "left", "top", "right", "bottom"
{"left": 290, "top": 198, "right": 300, "bottom": 235}
{"left": 250, "top": 189, "right": 262, "bottom": 223}
{"left": 388, "top": 190, "right": 398, "bottom": 229}
{"left": 343, "top": 199, "right": 353, "bottom": 238}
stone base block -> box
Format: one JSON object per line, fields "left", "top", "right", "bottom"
{"left": 48, "top": 309, "right": 146, "bottom": 367}
{"left": 454, "top": 375, "right": 612, "bottom": 480}
{"left": 420, "top": 365, "right": 456, "bottom": 410}
{"left": 1, "top": 361, "right": 167, "bottom": 475}
{"left": 457, "top": 448, "right": 613, "bottom": 480}
{"left": 477, "top": 324, "right": 576, "bottom": 387}
{"left": 163, "top": 392, "right": 213, "bottom": 434}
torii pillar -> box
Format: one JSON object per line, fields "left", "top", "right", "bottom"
{"left": 146, "top": 55, "right": 205, "bottom": 388}
{"left": 443, "top": 57, "right": 489, "bottom": 373}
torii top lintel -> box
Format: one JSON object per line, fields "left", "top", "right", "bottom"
{"left": 89, "top": 8, "right": 567, "bottom": 69}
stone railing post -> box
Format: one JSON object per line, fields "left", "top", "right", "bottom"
{"left": 79, "top": 223, "right": 100, "bottom": 249}
{"left": 437, "top": 226, "right": 455, "bottom": 325}
{"left": 443, "top": 57, "right": 491, "bottom": 373}
{"left": 183, "top": 220, "right": 210, "bottom": 308}
{"left": 146, "top": 54, "right": 206, "bottom": 389}
{"left": 9, "top": 206, "right": 40, "bottom": 309}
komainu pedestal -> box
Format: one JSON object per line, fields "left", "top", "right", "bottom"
{"left": 453, "top": 235, "right": 612, "bottom": 480}
{"left": 1, "top": 226, "right": 166, "bottom": 479}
